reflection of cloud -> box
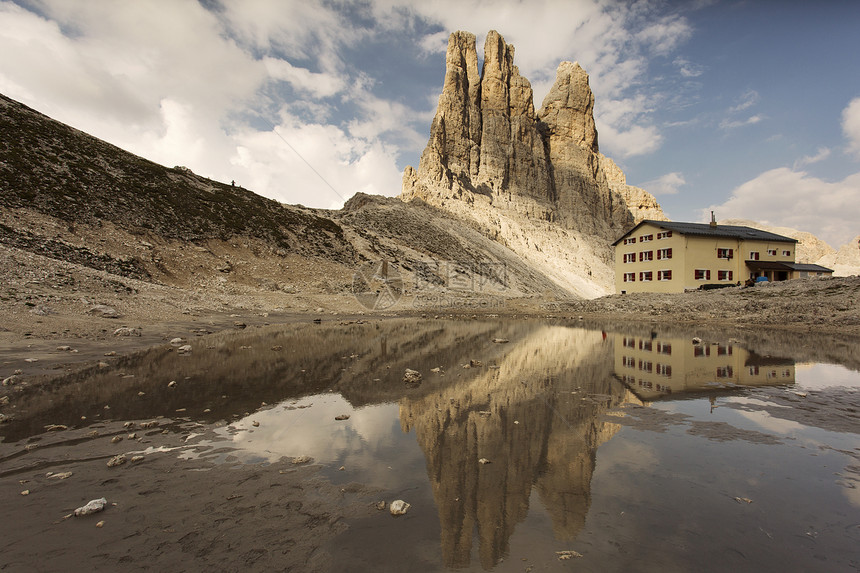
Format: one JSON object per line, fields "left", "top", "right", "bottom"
{"left": 793, "top": 363, "right": 860, "bottom": 391}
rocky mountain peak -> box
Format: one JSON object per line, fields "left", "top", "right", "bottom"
{"left": 401, "top": 30, "right": 665, "bottom": 296}
{"left": 537, "top": 60, "right": 598, "bottom": 152}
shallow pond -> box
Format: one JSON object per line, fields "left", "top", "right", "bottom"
{"left": 2, "top": 318, "right": 859, "bottom": 571}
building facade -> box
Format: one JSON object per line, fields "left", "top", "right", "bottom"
{"left": 613, "top": 220, "right": 830, "bottom": 294}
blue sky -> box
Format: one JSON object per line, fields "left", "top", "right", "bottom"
{"left": 1, "top": 0, "right": 858, "bottom": 247}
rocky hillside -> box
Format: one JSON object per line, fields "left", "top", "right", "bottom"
{"left": 401, "top": 30, "right": 666, "bottom": 297}
{"left": 0, "top": 89, "right": 583, "bottom": 326}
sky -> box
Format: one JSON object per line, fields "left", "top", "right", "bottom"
{"left": 1, "top": 0, "right": 858, "bottom": 248}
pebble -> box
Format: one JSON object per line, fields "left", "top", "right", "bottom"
{"left": 334, "top": 414, "right": 350, "bottom": 421}
{"left": 113, "top": 327, "right": 140, "bottom": 337}
{"left": 389, "top": 500, "right": 410, "bottom": 516}
{"left": 403, "top": 369, "right": 422, "bottom": 387}
{"left": 74, "top": 498, "right": 107, "bottom": 516}
{"left": 107, "top": 455, "right": 126, "bottom": 467}
{"left": 111, "top": 436, "right": 123, "bottom": 444}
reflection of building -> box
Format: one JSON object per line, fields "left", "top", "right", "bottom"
{"left": 612, "top": 333, "right": 795, "bottom": 401}
{"left": 613, "top": 218, "right": 833, "bottom": 293}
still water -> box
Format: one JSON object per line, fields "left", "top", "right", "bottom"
{"left": 2, "top": 319, "right": 859, "bottom": 571}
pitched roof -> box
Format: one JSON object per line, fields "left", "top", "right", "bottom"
{"left": 613, "top": 220, "right": 798, "bottom": 245}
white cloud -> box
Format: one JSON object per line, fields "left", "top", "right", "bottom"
{"left": 674, "top": 57, "right": 704, "bottom": 78}
{"left": 263, "top": 57, "right": 345, "bottom": 98}
{"left": 729, "top": 90, "right": 760, "bottom": 113}
{"left": 842, "top": 97, "right": 860, "bottom": 158}
{"left": 794, "top": 147, "right": 831, "bottom": 168}
{"left": 641, "top": 172, "right": 686, "bottom": 195}
{"left": 720, "top": 114, "right": 763, "bottom": 130}
{"left": 230, "top": 113, "right": 404, "bottom": 208}
{"left": 705, "top": 167, "right": 860, "bottom": 247}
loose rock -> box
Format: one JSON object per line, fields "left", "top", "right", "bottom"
{"left": 389, "top": 500, "right": 410, "bottom": 516}
{"left": 107, "top": 454, "right": 126, "bottom": 467}
{"left": 403, "top": 369, "right": 422, "bottom": 387}
{"left": 89, "top": 305, "right": 120, "bottom": 319}
{"left": 113, "top": 327, "right": 140, "bottom": 337}
{"left": 74, "top": 498, "right": 107, "bottom": 517}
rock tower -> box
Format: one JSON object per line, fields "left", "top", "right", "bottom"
{"left": 401, "top": 31, "right": 664, "bottom": 296}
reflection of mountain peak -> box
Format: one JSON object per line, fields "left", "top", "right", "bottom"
{"left": 400, "top": 326, "right": 627, "bottom": 568}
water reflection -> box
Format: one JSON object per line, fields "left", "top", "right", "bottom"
{"left": 399, "top": 326, "right": 627, "bottom": 569}
{"left": 1, "top": 319, "right": 858, "bottom": 572}
{"left": 612, "top": 332, "right": 795, "bottom": 401}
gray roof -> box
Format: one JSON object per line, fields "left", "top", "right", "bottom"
{"left": 785, "top": 263, "right": 834, "bottom": 273}
{"left": 614, "top": 220, "right": 798, "bottom": 245}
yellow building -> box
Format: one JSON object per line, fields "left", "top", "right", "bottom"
{"left": 612, "top": 332, "right": 795, "bottom": 402}
{"left": 613, "top": 219, "right": 832, "bottom": 294}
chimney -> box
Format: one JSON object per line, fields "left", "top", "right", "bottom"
{"left": 710, "top": 211, "right": 717, "bottom": 228}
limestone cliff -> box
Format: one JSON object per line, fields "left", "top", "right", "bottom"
{"left": 401, "top": 30, "right": 665, "bottom": 297}
{"left": 599, "top": 153, "right": 668, "bottom": 223}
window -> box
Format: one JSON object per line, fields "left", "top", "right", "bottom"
{"left": 623, "top": 237, "right": 637, "bottom": 245}
{"left": 749, "top": 366, "right": 760, "bottom": 376}
{"left": 639, "top": 251, "right": 654, "bottom": 262}
{"left": 657, "top": 231, "right": 673, "bottom": 239}
{"left": 623, "top": 253, "right": 636, "bottom": 263}
{"left": 622, "top": 356, "right": 636, "bottom": 368}
{"left": 658, "top": 270, "right": 672, "bottom": 281}
{"left": 717, "top": 270, "right": 733, "bottom": 281}
{"left": 749, "top": 251, "right": 760, "bottom": 260}
{"left": 657, "top": 248, "right": 672, "bottom": 260}
{"left": 623, "top": 337, "right": 636, "bottom": 348}
{"left": 716, "top": 366, "right": 734, "bottom": 378}
{"left": 717, "top": 248, "right": 734, "bottom": 259}
{"left": 694, "top": 345, "right": 711, "bottom": 357}
{"left": 694, "top": 269, "right": 711, "bottom": 280}
{"left": 623, "top": 272, "right": 636, "bottom": 282}
{"left": 639, "top": 340, "right": 652, "bottom": 351}
{"left": 717, "top": 345, "right": 733, "bottom": 356}
{"left": 638, "top": 360, "right": 653, "bottom": 373}
{"left": 639, "top": 234, "right": 653, "bottom": 242}
{"left": 639, "top": 271, "right": 653, "bottom": 282}
{"left": 767, "top": 249, "right": 777, "bottom": 256}
{"left": 656, "top": 364, "right": 672, "bottom": 377}
{"left": 657, "top": 342, "right": 672, "bottom": 355}
{"left": 782, "top": 250, "right": 791, "bottom": 257}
